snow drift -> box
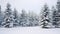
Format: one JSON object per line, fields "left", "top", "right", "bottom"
{"left": 0, "top": 26, "right": 60, "bottom": 34}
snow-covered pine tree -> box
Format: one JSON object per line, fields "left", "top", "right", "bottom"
{"left": 34, "top": 15, "right": 39, "bottom": 26}
{"left": 53, "top": 0, "right": 60, "bottom": 28}
{"left": 19, "top": 10, "right": 27, "bottom": 27}
{"left": 26, "top": 11, "right": 33, "bottom": 26}
{"left": 27, "top": 11, "right": 35, "bottom": 26}
{"left": 52, "top": 6, "right": 58, "bottom": 28}
{"left": 40, "top": 4, "right": 50, "bottom": 28}
{"left": 2, "top": 3, "right": 14, "bottom": 28}
{"left": 27, "top": 11, "right": 39, "bottom": 26}
{"left": 0, "top": 5, "right": 4, "bottom": 27}
{"left": 13, "top": 8, "right": 19, "bottom": 27}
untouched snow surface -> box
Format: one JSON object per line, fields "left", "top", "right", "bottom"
{"left": 0, "top": 26, "right": 60, "bottom": 34}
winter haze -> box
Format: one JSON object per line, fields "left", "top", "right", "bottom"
{"left": 0, "top": 0, "right": 60, "bottom": 34}
{"left": 0, "top": 0, "right": 57, "bottom": 14}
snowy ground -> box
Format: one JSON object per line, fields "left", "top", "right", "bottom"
{"left": 0, "top": 26, "right": 60, "bottom": 34}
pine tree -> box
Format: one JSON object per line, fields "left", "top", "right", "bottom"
{"left": 19, "top": 10, "right": 27, "bottom": 27}
{"left": 27, "top": 11, "right": 40, "bottom": 26}
{"left": 41, "top": 4, "right": 50, "bottom": 28}
{"left": 53, "top": 0, "right": 60, "bottom": 28}
{"left": 27, "top": 12, "right": 35, "bottom": 26}
{"left": 34, "top": 15, "right": 39, "bottom": 26}
{"left": 0, "top": 5, "right": 4, "bottom": 27}
{"left": 2, "top": 3, "right": 14, "bottom": 28}
{"left": 52, "top": 6, "right": 58, "bottom": 28}
{"left": 13, "top": 8, "right": 19, "bottom": 27}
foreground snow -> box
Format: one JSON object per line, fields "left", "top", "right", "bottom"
{"left": 0, "top": 26, "right": 60, "bottom": 34}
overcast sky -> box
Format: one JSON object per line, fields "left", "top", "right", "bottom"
{"left": 0, "top": 0, "right": 57, "bottom": 14}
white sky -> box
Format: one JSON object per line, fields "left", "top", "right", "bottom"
{"left": 0, "top": 0, "right": 57, "bottom": 14}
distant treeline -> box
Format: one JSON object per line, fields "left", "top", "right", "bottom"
{"left": 0, "top": 0, "right": 60, "bottom": 28}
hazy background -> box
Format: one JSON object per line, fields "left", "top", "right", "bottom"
{"left": 0, "top": 0, "right": 57, "bottom": 14}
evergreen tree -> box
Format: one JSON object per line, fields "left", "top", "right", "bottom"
{"left": 19, "top": 10, "right": 27, "bottom": 27}
{"left": 13, "top": 8, "right": 19, "bottom": 27}
{"left": 53, "top": 0, "right": 60, "bottom": 28}
{"left": 52, "top": 6, "right": 58, "bottom": 28}
{"left": 27, "top": 11, "right": 40, "bottom": 26}
{"left": 0, "top": 5, "right": 4, "bottom": 27}
{"left": 2, "top": 3, "right": 14, "bottom": 28}
{"left": 27, "top": 12, "right": 35, "bottom": 26}
{"left": 41, "top": 4, "right": 50, "bottom": 28}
